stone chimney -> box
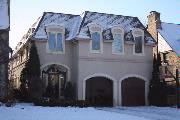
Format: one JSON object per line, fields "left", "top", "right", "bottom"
{"left": 147, "top": 11, "right": 161, "bottom": 55}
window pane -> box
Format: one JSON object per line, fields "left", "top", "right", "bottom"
{"left": 49, "top": 32, "right": 56, "bottom": 51}
{"left": 57, "top": 33, "right": 63, "bottom": 51}
{"left": 112, "top": 34, "right": 123, "bottom": 53}
{"left": 92, "top": 32, "right": 100, "bottom": 50}
{"left": 135, "top": 36, "right": 142, "bottom": 53}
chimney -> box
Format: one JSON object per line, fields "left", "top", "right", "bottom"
{"left": 148, "top": 11, "right": 161, "bottom": 30}
{"left": 147, "top": 11, "right": 161, "bottom": 56}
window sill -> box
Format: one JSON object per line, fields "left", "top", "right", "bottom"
{"left": 112, "top": 52, "right": 124, "bottom": 55}
{"left": 133, "top": 53, "right": 145, "bottom": 56}
{"left": 90, "top": 50, "right": 103, "bottom": 54}
{"left": 46, "top": 50, "right": 65, "bottom": 54}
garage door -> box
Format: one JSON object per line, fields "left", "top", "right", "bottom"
{"left": 86, "top": 77, "right": 113, "bottom": 106}
{"left": 122, "top": 77, "right": 145, "bottom": 106}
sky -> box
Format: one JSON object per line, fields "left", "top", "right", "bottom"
{"left": 10, "top": 0, "right": 180, "bottom": 50}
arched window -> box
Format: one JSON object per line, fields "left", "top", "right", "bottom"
{"left": 112, "top": 27, "right": 124, "bottom": 54}
{"left": 133, "top": 29, "right": 144, "bottom": 55}
{"left": 135, "top": 36, "right": 143, "bottom": 53}
{"left": 46, "top": 25, "right": 65, "bottom": 53}
{"left": 89, "top": 24, "right": 103, "bottom": 53}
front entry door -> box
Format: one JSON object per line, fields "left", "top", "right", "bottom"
{"left": 42, "top": 64, "right": 67, "bottom": 99}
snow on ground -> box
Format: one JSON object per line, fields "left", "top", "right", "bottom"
{"left": 0, "top": 103, "right": 180, "bottom": 120}
{"left": 99, "top": 106, "right": 180, "bottom": 120}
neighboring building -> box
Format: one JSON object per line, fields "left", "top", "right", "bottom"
{"left": 10, "top": 11, "right": 155, "bottom": 106}
{"left": 147, "top": 11, "right": 180, "bottom": 82}
{"left": 0, "top": 0, "right": 11, "bottom": 99}
{"left": 147, "top": 11, "right": 180, "bottom": 105}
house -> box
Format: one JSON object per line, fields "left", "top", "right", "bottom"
{"left": 147, "top": 11, "right": 180, "bottom": 105}
{"left": 10, "top": 11, "right": 155, "bottom": 106}
{"left": 147, "top": 11, "right": 180, "bottom": 82}
{"left": 0, "top": 0, "right": 11, "bottom": 100}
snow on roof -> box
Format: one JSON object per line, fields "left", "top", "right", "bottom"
{"left": 0, "top": 0, "right": 9, "bottom": 30}
{"left": 77, "top": 11, "right": 155, "bottom": 44}
{"left": 158, "top": 22, "right": 180, "bottom": 57}
{"left": 13, "top": 27, "right": 35, "bottom": 55}
{"left": 32, "top": 11, "right": 155, "bottom": 45}
{"left": 33, "top": 12, "right": 82, "bottom": 40}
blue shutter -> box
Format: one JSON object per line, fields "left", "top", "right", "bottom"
{"left": 92, "top": 32, "right": 100, "bottom": 50}
{"left": 112, "top": 34, "right": 123, "bottom": 53}
{"left": 57, "top": 33, "right": 63, "bottom": 51}
{"left": 49, "top": 32, "right": 56, "bottom": 51}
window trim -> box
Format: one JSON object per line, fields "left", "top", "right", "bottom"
{"left": 132, "top": 28, "right": 144, "bottom": 56}
{"left": 46, "top": 25, "right": 65, "bottom": 54}
{"left": 111, "top": 26, "right": 124, "bottom": 55}
{"left": 89, "top": 24, "right": 103, "bottom": 54}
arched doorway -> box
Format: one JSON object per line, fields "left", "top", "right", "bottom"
{"left": 86, "top": 77, "right": 113, "bottom": 106}
{"left": 42, "top": 64, "right": 68, "bottom": 99}
{"left": 121, "top": 77, "right": 145, "bottom": 106}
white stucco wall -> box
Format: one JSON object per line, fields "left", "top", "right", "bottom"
{"left": 35, "top": 39, "right": 153, "bottom": 106}
{"left": 77, "top": 40, "right": 153, "bottom": 106}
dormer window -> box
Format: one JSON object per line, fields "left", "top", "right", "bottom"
{"left": 112, "top": 27, "right": 124, "bottom": 54}
{"left": 92, "top": 32, "right": 100, "bottom": 51}
{"left": 46, "top": 25, "right": 65, "bottom": 54}
{"left": 133, "top": 29, "right": 144, "bottom": 55}
{"left": 89, "top": 24, "right": 103, "bottom": 53}
{"left": 48, "top": 32, "right": 56, "bottom": 51}
{"left": 57, "top": 33, "right": 63, "bottom": 51}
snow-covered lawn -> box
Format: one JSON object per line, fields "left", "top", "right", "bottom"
{"left": 99, "top": 106, "right": 180, "bottom": 120}
{"left": 0, "top": 103, "right": 180, "bottom": 120}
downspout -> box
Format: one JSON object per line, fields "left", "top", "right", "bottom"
{"left": 157, "top": 32, "right": 159, "bottom": 55}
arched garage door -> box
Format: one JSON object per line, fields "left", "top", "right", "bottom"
{"left": 122, "top": 77, "right": 145, "bottom": 106}
{"left": 86, "top": 77, "right": 113, "bottom": 106}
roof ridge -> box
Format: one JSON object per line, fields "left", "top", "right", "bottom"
{"left": 44, "top": 11, "right": 79, "bottom": 16}
{"left": 84, "top": 11, "right": 138, "bottom": 18}
{"left": 161, "top": 22, "right": 180, "bottom": 25}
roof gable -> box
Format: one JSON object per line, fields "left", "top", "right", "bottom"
{"left": 33, "top": 12, "right": 82, "bottom": 40}
{"left": 158, "top": 22, "right": 180, "bottom": 57}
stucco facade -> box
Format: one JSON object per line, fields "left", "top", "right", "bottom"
{"left": 10, "top": 11, "right": 155, "bottom": 106}
{"left": 30, "top": 38, "right": 153, "bottom": 106}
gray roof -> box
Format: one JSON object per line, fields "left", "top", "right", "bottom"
{"left": 158, "top": 22, "right": 180, "bottom": 57}
{"left": 31, "top": 11, "right": 155, "bottom": 44}
{"left": 0, "top": 0, "right": 9, "bottom": 30}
